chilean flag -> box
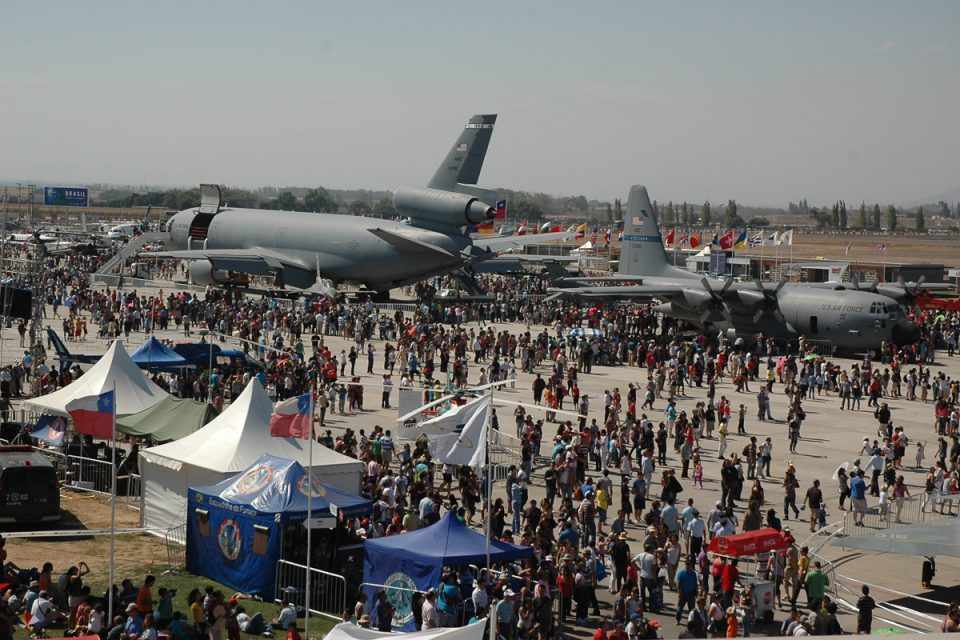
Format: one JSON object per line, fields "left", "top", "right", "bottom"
{"left": 494, "top": 200, "right": 507, "bottom": 221}
{"left": 66, "top": 390, "right": 115, "bottom": 440}
{"left": 269, "top": 392, "right": 313, "bottom": 439}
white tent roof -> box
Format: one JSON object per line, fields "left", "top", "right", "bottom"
{"left": 25, "top": 340, "right": 168, "bottom": 417}
{"left": 140, "top": 379, "right": 362, "bottom": 475}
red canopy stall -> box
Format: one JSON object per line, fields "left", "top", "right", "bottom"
{"left": 708, "top": 527, "right": 794, "bottom": 556}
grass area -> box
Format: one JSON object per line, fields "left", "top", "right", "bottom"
{"left": 12, "top": 571, "right": 337, "bottom": 640}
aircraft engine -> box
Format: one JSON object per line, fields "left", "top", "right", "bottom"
{"left": 393, "top": 187, "right": 494, "bottom": 226}
{"left": 188, "top": 260, "right": 231, "bottom": 285}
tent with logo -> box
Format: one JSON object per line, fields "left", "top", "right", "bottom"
{"left": 117, "top": 396, "right": 218, "bottom": 442}
{"left": 139, "top": 379, "right": 364, "bottom": 532}
{"left": 130, "top": 337, "right": 191, "bottom": 369}
{"left": 363, "top": 511, "right": 534, "bottom": 630}
{"left": 708, "top": 528, "right": 794, "bottom": 556}
{"left": 186, "top": 454, "right": 371, "bottom": 598}
{"left": 25, "top": 340, "right": 168, "bottom": 417}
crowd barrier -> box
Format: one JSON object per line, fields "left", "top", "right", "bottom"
{"left": 276, "top": 559, "right": 348, "bottom": 621}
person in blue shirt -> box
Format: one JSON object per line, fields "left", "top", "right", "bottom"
{"left": 558, "top": 519, "right": 580, "bottom": 548}
{"left": 850, "top": 470, "right": 868, "bottom": 526}
{"left": 675, "top": 559, "right": 700, "bottom": 624}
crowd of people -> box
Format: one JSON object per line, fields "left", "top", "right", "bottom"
{"left": 2, "top": 248, "right": 959, "bottom": 638}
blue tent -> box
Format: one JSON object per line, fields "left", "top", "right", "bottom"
{"left": 187, "top": 454, "right": 371, "bottom": 598}
{"left": 131, "top": 337, "right": 191, "bottom": 369}
{"left": 364, "top": 511, "right": 534, "bottom": 630}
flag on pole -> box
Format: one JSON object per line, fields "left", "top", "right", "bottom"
{"left": 604, "top": 228, "right": 611, "bottom": 244}
{"left": 617, "top": 230, "right": 623, "bottom": 242}
{"left": 679, "top": 232, "right": 689, "bottom": 247}
{"left": 843, "top": 242, "right": 852, "bottom": 256}
{"left": 402, "top": 394, "right": 490, "bottom": 439}
{"left": 427, "top": 396, "right": 490, "bottom": 468}
{"left": 665, "top": 228, "right": 676, "bottom": 246}
{"left": 516, "top": 221, "right": 528, "bottom": 236}
{"left": 29, "top": 415, "right": 67, "bottom": 446}
{"left": 749, "top": 232, "right": 763, "bottom": 247}
{"left": 689, "top": 232, "right": 702, "bottom": 249}
{"left": 494, "top": 200, "right": 507, "bottom": 221}
{"left": 710, "top": 233, "right": 720, "bottom": 247}
{"left": 575, "top": 223, "right": 587, "bottom": 239}
{"left": 766, "top": 231, "right": 779, "bottom": 247}
{"left": 779, "top": 229, "right": 794, "bottom": 246}
{"left": 734, "top": 230, "right": 749, "bottom": 250}
{"left": 269, "top": 392, "right": 313, "bottom": 439}
{"left": 719, "top": 229, "right": 735, "bottom": 250}
{"left": 66, "top": 390, "right": 115, "bottom": 439}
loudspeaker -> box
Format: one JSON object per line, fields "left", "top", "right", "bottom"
{"left": 0, "top": 287, "right": 32, "bottom": 319}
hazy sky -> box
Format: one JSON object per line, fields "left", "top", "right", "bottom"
{"left": 2, "top": 1, "right": 958, "bottom": 205}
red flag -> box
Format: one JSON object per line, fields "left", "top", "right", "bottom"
{"left": 665, "top": 228, "right": 675, "bottom": 246}
{"left": 66, "top": 390, "right": 115, "bottom": 439}
{"left": 269, "top": 392, "right": 313, "bottom": 439}
{"left": 689, "top": 233, "right": 701, "bottom": 249}
{"left": 719, "top": 229, "right": 735, "bottom": 250}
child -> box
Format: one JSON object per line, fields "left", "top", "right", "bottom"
{"left": 693, "top": 454, "right": 704, "bottom": 489}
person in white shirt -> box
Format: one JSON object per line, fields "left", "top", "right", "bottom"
{"left": 421, "top": 590, "right": 440, "bottom": 630}
{"left": 30, "top": 591, "right": 57, "bottom": 632}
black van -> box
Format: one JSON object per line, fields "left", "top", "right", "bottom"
{"left": 0, "top": 446, "right": 61, "bottom": 525}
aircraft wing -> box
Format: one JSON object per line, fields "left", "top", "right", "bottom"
{"left": 546, "top": 284, "right": 684, "bottom": 302}
{"left": 472, "top": 231, "right": 571, "bottom": 253}
{"left": 145, "top": 247, "right": 314, "bottom": 274}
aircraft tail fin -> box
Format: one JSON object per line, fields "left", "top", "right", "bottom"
{"left": 618, "top": 185, "right": 671, "bottom": 276}
{"left": 427, "top": 114, "right": 497, "bottom": 190}
{"left": 46, "top": 327, "right": 71, "bottom": 361}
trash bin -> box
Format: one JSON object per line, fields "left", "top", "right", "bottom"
{"left": 744, "top": 577, "right": 775, "bottom": 623}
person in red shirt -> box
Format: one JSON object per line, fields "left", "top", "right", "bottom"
{"left": 593, "top": 618, "right": 612, "bottom": 640}
{"left": 607, "top": 621, "right": 628, "bottom": 640}
{"left": 720, "top": 559, "right": 740, "bottom": 609}
{"left": 556, "top": 566, "right": 575, "bottom": 622}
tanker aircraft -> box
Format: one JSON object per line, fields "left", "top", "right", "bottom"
{"left": 150, "top": 114, "right": 567, "bottom": 298}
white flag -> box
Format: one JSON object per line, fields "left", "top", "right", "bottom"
{"left": 765, "top": 231, "right": 779, "bottom": 247}
{"left": 399, "top": 394, "right": 488, "bottom": 440}
{"left": 428, "top": 397, "right": 490, "bottom": 468}
{"left": 781, "top": 229, "right": 794, "bottom": 246}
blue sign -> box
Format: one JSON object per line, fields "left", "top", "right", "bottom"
{"left": 43, "top": 187, "right": 88, "bottom": 207}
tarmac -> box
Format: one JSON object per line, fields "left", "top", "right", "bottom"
{"left": 6, "top": 279, "right": 957, "bottom": 635}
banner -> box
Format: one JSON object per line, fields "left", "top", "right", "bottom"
{"left": 43, "top": 187, "right": 88, "bottom": 207}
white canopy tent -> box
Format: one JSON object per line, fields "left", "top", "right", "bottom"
{"left": 139, "top": 379, "right": 363, "bottom": 532}
{"left": 25, "top": 340, "right": 168, "bottom": 417}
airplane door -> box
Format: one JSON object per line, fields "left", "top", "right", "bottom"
{"left": 809, "top": 316, "right": 819, "bottom": 335}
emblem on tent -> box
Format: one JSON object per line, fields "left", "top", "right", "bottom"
{"left": 218, "top": 519, "right": 242, "bottom": 560}
{"left": 229, "top": 463, "right": 274, "bottom": 496}
{"left": 385, "top": 572, "right": 417, "bottom": 626}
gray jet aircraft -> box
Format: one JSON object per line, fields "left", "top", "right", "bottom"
{"left": 151, "top": 114, "right": 566, "bottom": 298}
{"left": 548, "top": 185, "right": 923, "bottom": 352}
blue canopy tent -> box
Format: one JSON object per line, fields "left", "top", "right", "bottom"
{"left": 187, "top": 454, "right": 371, "bottom": 599}
{"left": 364, "top": 512, "right": 534, "bottom": 630}
{"left": 131, "top": 337, "right": 191, "bottom": 369}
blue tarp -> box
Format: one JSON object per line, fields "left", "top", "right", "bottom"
{"left": 186, "top": 454, "right": 371, "bottom": 597}
{"left": 363, "top": 511, "right": 533, "bottom": 630}
{"left": 131, "top": 337, "right": 191, "bottom": 369}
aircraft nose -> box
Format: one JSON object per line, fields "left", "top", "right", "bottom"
{"left": 892, "top": 321, "right": 921, "bottom": 345}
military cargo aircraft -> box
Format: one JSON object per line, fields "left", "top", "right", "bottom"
{"left": 548, "top": 185, "right": 925, "bottom": 352}
{"left": 150, "top": 115, "right": 567, "bottom": 298}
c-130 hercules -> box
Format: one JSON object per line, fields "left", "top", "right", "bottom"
{"left": 548, "top": 185, "right": 924, "bottom": 352}
{"left": 152, "top": 115, "right": 566, "bottom": 298}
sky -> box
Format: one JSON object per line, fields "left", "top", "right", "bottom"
{"left": 2, "top": 1, "right": 958, "bottom": 206}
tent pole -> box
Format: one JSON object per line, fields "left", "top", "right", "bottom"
{"left": 305, "top": 381, "right": 316, "bottom": 638}
{"left": 108, "top": 382, "right": 117, "bottom": 625}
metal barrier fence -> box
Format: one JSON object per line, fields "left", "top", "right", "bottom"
{"left": 841, "top": 493, "right": 954, "bottom": 533}
{"left": 165, "top": 523, "right": 188, "bottom": 571}
{"left": 275, "top": 560, "right": 347, "bottom": 621}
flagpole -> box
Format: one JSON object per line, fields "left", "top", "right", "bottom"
{"left": 484, "top": 385, "right": 493, "bottom": 570}
{"left": 108, "top": 382, "right": 117, "bottom": 626}
{"left": 305, "top": 382, "right": 316, "bottom": 638}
